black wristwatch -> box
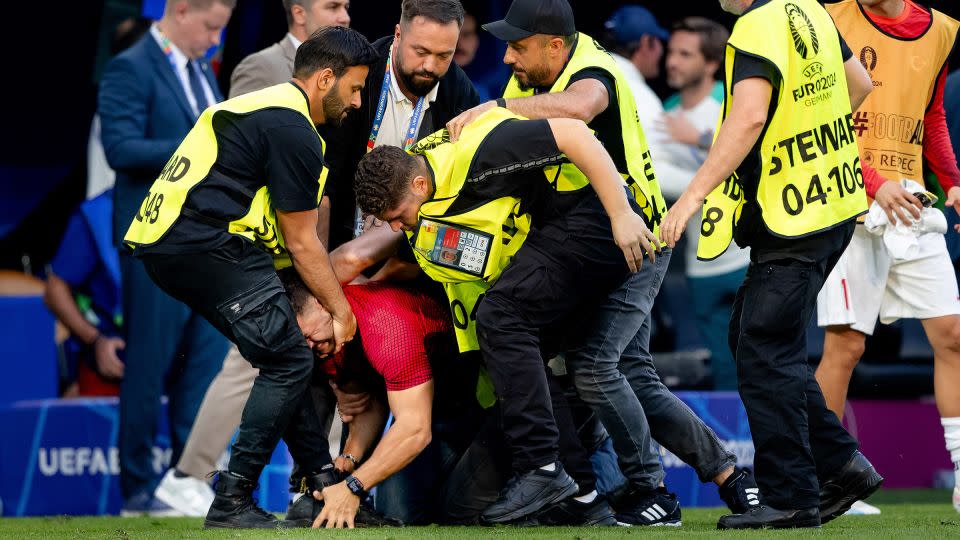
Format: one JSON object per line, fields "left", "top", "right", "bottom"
{"left": 345, "top": 475, "right": 367, "bottom": 499}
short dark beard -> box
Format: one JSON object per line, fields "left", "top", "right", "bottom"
{"left": 321, "top": 83, "right": 348, "bottom": 127}
{"left": 395, "top": 51, "right": 440, "bottom": 97}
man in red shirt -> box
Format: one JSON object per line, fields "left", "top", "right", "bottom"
{"left": 815, "top": 0, "right": 960, "bottom": 513}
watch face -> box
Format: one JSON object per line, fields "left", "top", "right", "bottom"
{"left": 347, "top": 476, "right": 364, "bottom": 495}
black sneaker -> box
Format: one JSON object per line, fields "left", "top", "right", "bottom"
{"left": 614, "top": 486, "right": 681, "bottom": 526}
{"left": 481, "top": 463, "right": 579, "bottom": 524}
{"left": 204, "top": 471, "right": 296, "bottom": 529}
{"left": 535, "top": 495, "right": 618, "bottom": 526}
{"left": 285, "top": 465, "right": 400, "bottom": 528}
{"left": 286, "top": 465, "right": 341, "bottom": 527}
{"left": 717, "top": 505, "right": 820, "bottom": 529}
{"left": 718, "top": 467, "right": 762, "bottom": 514}
{"left": 819, "top": 451, "right": 884, "bottom": 525}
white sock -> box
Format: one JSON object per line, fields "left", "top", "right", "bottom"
{"left": 574, "top": 490, "right": 598, "bottom": 503}
{"left": 539, "top": 462, "right": 556, "bottom": 472}
{"left": 941, "top": 417, "right": 960, "bottom": 487}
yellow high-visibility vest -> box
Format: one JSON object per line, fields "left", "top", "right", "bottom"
{"left": 698, "top": 0, "right": 867, "bottom": 260}
{"left": 124, "top": 83, "right": 327, "bottom": 268}
{"left": 503, "top": 33, "right": 666, "bottom": 236}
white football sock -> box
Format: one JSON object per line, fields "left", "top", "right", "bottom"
{"left": 941, "top": 417, "right": 960, "bottom": 487}
{"left": 539, "top": 462, "right": 556, "bottom": 472}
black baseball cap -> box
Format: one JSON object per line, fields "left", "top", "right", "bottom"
{"left": 483, "top": 0, "right": 576, "bottom": 42}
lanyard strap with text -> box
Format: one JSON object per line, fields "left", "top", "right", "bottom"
{"left": 367, "top": 45, "right": 426, "bottom": 152}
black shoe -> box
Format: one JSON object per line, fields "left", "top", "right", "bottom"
{"left": 819, "top": 451, "right": 884, "bottom": 525}
{"left": 481, "top": 463, "right": 579, "bottom": 524}
{"left": 204, "top": 471, "right": 296, "bottom": 529}
{"left": 535, "top": 494, "right": 618, "bottom": 526}
{"left": 285, "top": 465, "right": 400, "bottom": 528}
{"left": 718, "top": 467, "right": 762, "bottom": 514}
{"left": 717, "top": 505, "right": 820, "bottom": 529}
{"left": 614, "top": 486, "right": 681, "bottom": 526}
{"left": 286, "top": 465, "right": 341, "bottom": 527}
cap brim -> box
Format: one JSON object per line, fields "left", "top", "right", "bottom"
{"left": 482, "top": 19, "right": 535, "bottom": 42}
{"left": 654, "top": 27, "right": 670, "bottom": 41}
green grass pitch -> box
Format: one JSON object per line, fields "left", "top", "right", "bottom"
{"left": 2, "top": 490, "right": 958, "bottom": 539}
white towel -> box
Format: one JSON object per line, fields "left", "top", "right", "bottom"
{"left": 863, "top": 179, "right": 947, "bottom": 261}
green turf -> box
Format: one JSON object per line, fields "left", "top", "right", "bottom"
{"left": 2, "top": 490, "right": 958, "bottom": 539}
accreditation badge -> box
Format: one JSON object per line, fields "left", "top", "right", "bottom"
{"left": 412, "top": 219, "right": 492, "bottom": 278}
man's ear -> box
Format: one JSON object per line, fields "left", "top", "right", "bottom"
{"left": 292, "top": 4, "right": 309, "bottom": 28}
{"left": 316, "top": 67, "right": 335, "bottom": 91}
{"left": 412, "top": 174, "right": 430, "bottom": 196}
{"left": 394, "top": 23, "right": 402, "bottom": 43}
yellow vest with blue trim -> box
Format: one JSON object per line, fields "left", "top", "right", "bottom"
{"left": 697, "top": 0, "right": 867, "bottom": 260}
{"left": 123, "top": 83, "right": 328, "bottom": 268}
{"left": 503, "top": 33, "right": 665, "bottom": 236}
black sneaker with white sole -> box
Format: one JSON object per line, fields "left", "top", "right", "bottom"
{"left": 535, "top": 495, "right": 618, "bottom": 526}
{"left": 718, "top": 467, "right": 763, "bottom": 514}
{"left": 614, "top": 486, "right": 681, "bottom": 526}
{"left": 481, "top": 463, "right": 579, "bottom": 524}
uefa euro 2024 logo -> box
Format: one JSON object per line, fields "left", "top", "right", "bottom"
{"left": 786, "top": 3, "right": 820, "bottom": 60}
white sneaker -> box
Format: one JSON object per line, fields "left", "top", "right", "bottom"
{"left": 953, "top": 486, "right": 960, "bottom": 513}
{"left": 844, "top": 500, "right": 881, "bottom": 516}
{"left": 153, "top": 469, "right": 215, "bottom": 517}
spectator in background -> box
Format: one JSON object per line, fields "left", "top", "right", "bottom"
{"left": 97, "top": 0, "right": 234, "bottom": 516}
{"left": 152, "top": 0, "right": 353, "bottom": 519}
{"left": 44, "top": 190, "right": 124, "bottom": 397}
{"left": 229, "top": 0, "right": 350, "bottom": 98}
{"left": 656, "top": 17, "right": 748, "bottom": 391}
{"left": 454, "top": 9, "right": 480, "bottom": 68}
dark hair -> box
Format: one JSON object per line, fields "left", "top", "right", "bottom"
{"left": 167, "top": 0, "right": 237, "bottom": 13}
{"left": 671, "top": 17, "right": 730, "bottom": 65}
{"left": 400, "top": 0, "right": 465, "bottom": 27}
{"left": 355, "top": 146, "right": 420, "bottom": 217}
{"left": 277, "top": 267, "right": 310, "bottom": 314}
{"left": 294, "top": 26, "right": 379, "bottom": 79}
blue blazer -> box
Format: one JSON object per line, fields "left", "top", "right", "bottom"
{"left": 97, "top": 33, "right": 222, "bottom": 245}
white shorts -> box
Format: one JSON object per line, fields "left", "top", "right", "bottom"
{"left": 816, "top": 225, "right": 960, "bottom": 335}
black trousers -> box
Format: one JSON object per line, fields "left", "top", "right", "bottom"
{"left": 141, "top": 238, "right": 331, "bottom": 482}
{"left": 729, "top": 252, "right": 858, "bottom": 509}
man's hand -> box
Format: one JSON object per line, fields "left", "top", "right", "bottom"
{"left": 660, "top": 113, "right": 701, "bottom": 146}
{"left": 875, "top": 180, "right": 923, "bottom": 226}
{"left": 296, "top": 297, "right": 335, "bottom": 356}
{"left": 660, "top": 193, "right": 704, "bottom": 249}
{"left": 331, "top": 311, "right": 357, "bottom": 354}
{"left": 94, "top": 336, "right": 125, "bottom": 379}
{"left": 311, "top": 482, "right": 359, "bottom": 529}
{"left": 333, "top": 455, "right": 357, "bottom": 475}
{"left": 610, "top": 212, "right": 661, "bottom": 272}
{"left": 446, "top": 101, "right": 496, "bottom": 142}
{"left": 331, "top": 381, "right": 370, "bottom": 423}
{"left": 947, "top": 186, "right": 960, "bottom": 232}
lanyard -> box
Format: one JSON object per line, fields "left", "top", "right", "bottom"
{"left": 367, "top": 46, "right": 427, "bottom": 152}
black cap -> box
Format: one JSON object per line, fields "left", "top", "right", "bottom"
{"left": 483, "top": 0, "right": 576, "bottom": 42}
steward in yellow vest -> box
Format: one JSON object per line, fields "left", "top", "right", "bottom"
{"left": 355, "top": 95, "right": 659, "bottom": 522}
{"left": 123, "top": 28, "right": 380, "bottom": 529}
{"left": 660, "top": 0, "right": 880, "bottom": 529}
{"left": 446, "top": 15, "right": 665, "bottom": 239}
